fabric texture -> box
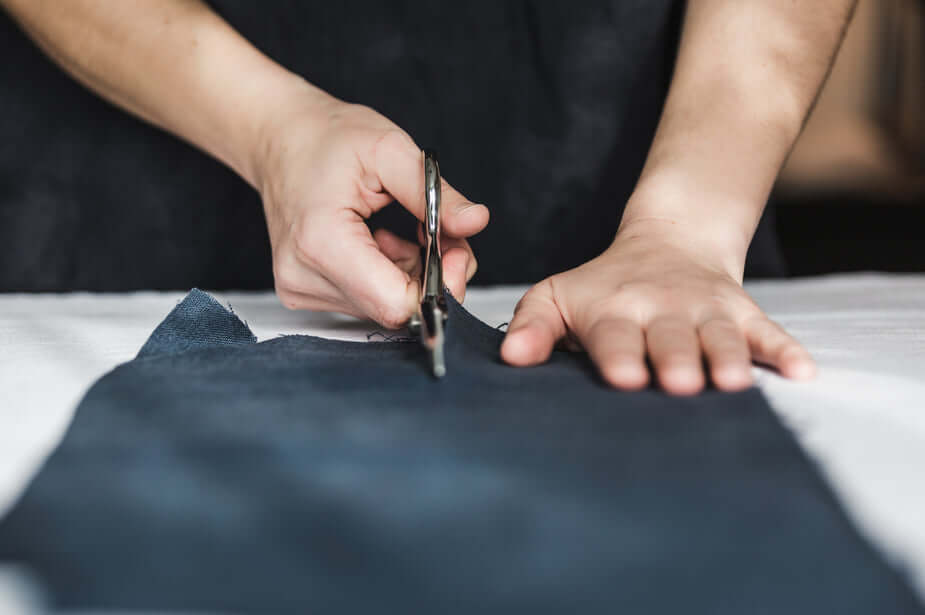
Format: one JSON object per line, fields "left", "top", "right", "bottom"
{"left": 137, "top": 290, "right": 257, "bottom": 357}
{"left": 0, "top": 1, "right": 783, "bottom": 293}
{"left": 0, "top": 289, "right": 920, "bottom": 613}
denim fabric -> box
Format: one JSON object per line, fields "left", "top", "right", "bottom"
{"left": 137, "top": 291, "right": 256, "bottom": 358}
{"left": 0, "top": 290, "right": 919, "bottom": 613}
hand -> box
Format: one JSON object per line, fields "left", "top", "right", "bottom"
{"left": 500, "top": 219, "right": 815, "bottom": 395}
{"left": 255, "top": 86, "right": 488, "bottom": 327}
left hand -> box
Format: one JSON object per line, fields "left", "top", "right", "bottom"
{"left": 500, "top": 219, "right": 815, "bottom": 395}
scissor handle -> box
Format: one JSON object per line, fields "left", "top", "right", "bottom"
{"left": 422, "top": 149, "right": 444, "bottom": 301}
{"left": 424, "top": 149, "right": 441, "bottom": 239}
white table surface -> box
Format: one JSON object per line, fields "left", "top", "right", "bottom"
{"left": 1, "top": 272, "right": 924, "bottom": 604}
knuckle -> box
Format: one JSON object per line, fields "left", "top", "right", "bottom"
{"left": 699, "top": 318, "right": 744, "bottom": 344}
{"left": 582, "top": 286, "right": 649, "bottom": 323}
{"left": 440, "top": 178, "right": 459, "bottom": 200}
{"left": 272, "top": 261, "right": 299, "bottom": 294}
{"left": 374, "top": 303, "right": 410, "bottom": 330}
{"left": 272, "top": 245, "right": 317, "bottom": 295}
{"left": 513, "top": 280, "right": 553, "bottom": 316}
{"left": 663, "top": 353, "right": 696, "bottom": 366}
{"left": 344, "top": 102, "right": 374, "bottom": 117}
{"left": 715, "top": 345, "right": 750, "bottom": 361}
{"left": 275, "top": 287, "right": 303, "bottom": 311}
{"left": 291, "top": 237, "right": 315, "bottom": 268}
{"left": 292, "top": 222, "right": 328, "bottom": 271}
{"left": 374, "top": 128, "right": 418, "bottom": 160}
{"left": 583, "top": 297, "right": 626, "bottom": 323}
{"left": 743, "top": 314, "right": 777, "bottom": 335}
{"left": 648, "top": 314, "right": 691, "bottom": 335}
{"left": 512, "top": 287, "right": 540, "bottom": 314}
{"left": 332, "top": 103, "right": 378, "bottom": 131}
{"left": 700, "top": 317, "right": 737, "bottom": 333}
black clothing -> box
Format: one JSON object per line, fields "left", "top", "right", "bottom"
{"left": 0, "top": 1, "right": 784, "bottom": 291}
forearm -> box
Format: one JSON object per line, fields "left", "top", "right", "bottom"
{"left": 622, "top": 0, "right": 857, "bottom": 274}
{"left": 1, "top": 0, "right": 324, "bottom": 187}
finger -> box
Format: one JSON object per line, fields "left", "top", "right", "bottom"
{"left": 276, "top": 288, "right": 365, "bottom": 319}
{"left": 416, "top": 224, "right": 478, "bottom": 278}
{"left": 698, "top": 318, "right": 753, "bottom": 391}
{"left": 414, "top": 226, "right": 478, "bottom": 297}
{"left": 645, "top": 316, "right": 705, "bottom": 395}
{"left": 371, "top": 131, "right": 489, "bottom": 237}
{"left": 300, "top": 215, "right": 419, "bottom": 329}
{"left": 274, "top": 249, "right": 346, "bottom": 306}
{"left": 579, "top": 317, "right": 648, "bottom": 390}
{"left": 744, "top": 317, "right": 816, "bottom": 380}
{"left": 373, "top": 228, "right": 422, "bottom": 278}
{"left": 500, "top": 283, "right": 567, "bottom": 367}
{"left": 441, "top": 236, "right": 478, "bottom": 281}
{"left": 442, "top": 247, "right": 471, "bottom": 302}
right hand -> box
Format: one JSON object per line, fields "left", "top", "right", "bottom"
{"left": 254, "top": 84, "right": 489, "bottom": 328}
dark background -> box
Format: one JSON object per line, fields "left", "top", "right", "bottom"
{"left": 0, "top": 0, "right": 921, "bottom": 292}
{"left": 0, "top": 0, "right": 701, "bottom": 290}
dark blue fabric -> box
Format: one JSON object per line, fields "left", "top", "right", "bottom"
{"left": 0, "top": 291, "right": 919, "bottom": 613}
{"left": 137, "top": 290, "right": 256, "bottom": 358}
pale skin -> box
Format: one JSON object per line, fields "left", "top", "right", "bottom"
{"left": 2, "top": 0, "right": 857, "bottom": 394}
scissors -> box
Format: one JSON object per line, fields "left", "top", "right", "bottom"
{"left": 407, "top": 149, "right": 448, "bottom": 378}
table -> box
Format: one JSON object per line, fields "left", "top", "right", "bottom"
{"left": 2, "top": 272, "right": 923, "bottom": 604}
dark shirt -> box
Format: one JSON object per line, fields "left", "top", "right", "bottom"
{"left": 0, "top": 1, "right": 784, "bottom": 292}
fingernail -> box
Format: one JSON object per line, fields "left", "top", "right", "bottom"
{"left": 501, "top": 327, "right": 522, "bottom": 342}
{"left": 789, "top": 360, "right": 817, "bottom": 380}
{"left": 663, "top": 368, "right": 704, "bottom": 395}
{"left": 456, "top": 202, "right": 487, "bottom": 215}
{"left": 716, "top": 366, "right": 752, "bottom": 389}
{"left": 605, "top": 364, "right": 648, "bottom": 389}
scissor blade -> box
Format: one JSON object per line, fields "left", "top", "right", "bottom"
{"left": 429, "top": 313, "right": 446, "bottom": 378}
{"left": 420, "top": 298, "right": 447, "bottom": 378}
{"left": 417, "top": 149, "right": 447, "bottom": 379}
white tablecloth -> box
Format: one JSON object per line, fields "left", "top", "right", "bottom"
{"left": 2, "top": 273, "right": 924, "bottom": 602}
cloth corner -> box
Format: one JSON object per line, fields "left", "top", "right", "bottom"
{"left": 136, "top": 288, "right": 257, "bottom": 359}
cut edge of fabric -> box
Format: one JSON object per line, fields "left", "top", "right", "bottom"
{"left": 261, "top": 288, "right": 510, "bottom": 352}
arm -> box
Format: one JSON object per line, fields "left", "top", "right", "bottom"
{"left": 1, "top": 0, "right": 487, "bottom": 326}
{"left": 625, "top": 0, "right": 857, "bottom": 270}
{"left": 1, "top": 0, "right": 295, "bottom": 187}
{"left": 502, "top": 1, "right": 857, "bottom": 394}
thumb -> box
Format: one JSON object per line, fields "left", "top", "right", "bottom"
{"left": 371, "top": 131, "right": 489, "bottom": 238}
{"left": 500, "top": 282, "right": 567, "bottom": 367}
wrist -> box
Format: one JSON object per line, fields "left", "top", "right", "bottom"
{"left": 237, "top": 73, "right": 336, "bottom": 191}
{"left": 619, "top": 177, "right": 755, "bottom": 280}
